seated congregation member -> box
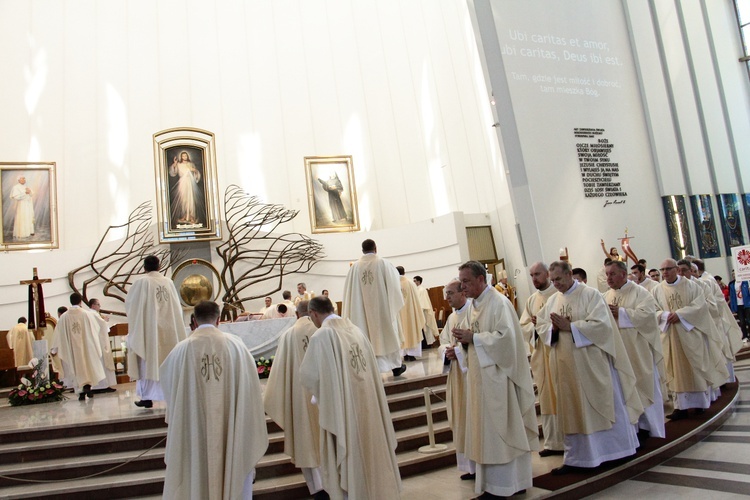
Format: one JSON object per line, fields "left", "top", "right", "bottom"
{"left": 536, "top": 261, "right": 642, "bottom": 475}
{"left": 160, "top": 301, "right": 268, "bottom": 499}
{"left": 452, "top": 261, "right": 538, "bottom": 498}
{"left": 51, "top": 293, "right": 107, "bottom": 401}
{"left": 264, "top": 301, "right": 329, "bottom": 499}
{"left": 604, "top": 260, "right": 666, "bottom": 442}
{"left": 300, "top": 297, "right": 401, "bottom": 499}
{"left": 653, "top": 259, "right": 728, "bottom": 420}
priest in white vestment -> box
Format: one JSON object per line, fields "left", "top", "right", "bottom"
{"left": 300, "top": 297, "right": 402, "bottom": 500}
{"left": 536, "top": 261, "right": 642, "bottom": 474}
{"left": 259, "top": 296, "right": 273, "bottom": 315}
{"left": 604, "top": 261, "right": 666, "bottom": 440}
{"left": 342, "top": 239, "right": 406, "bottom": 377}
{"left": 10, "top": 175, "right": 34, "bottom": 239}
{"left": 654, "top": 260, "right": 729, "bottom": 420}
{"left": 86, "top": 307, "right": 117, "bottom": 392}
{"left": 294, "top": 283, "right": 315, "bottom": 306}
{"left": 437, "top": 279, "right": 475, "bottom": 478}
{"left": 264, "top": 301, "right": 327, "bottom": 498}
{"left": 519, "top": 262, "right": 564, "bottom": 456}
{"left": 160, "top": 301, "right": 268, "bottom": 500}
{"left": 6, "top": 317, "right": 34, "bottom": 367}
{"left": 125, "top": 255, "right": 186, "bottom": 408}
{"left": 51, "top": 294, "right": 106, "bottom": 400}
{"left": 695, "top": 259, "right": 743, "bottom": 375}
{"left": 414, "top": 276, "right": 440, "bottom": 344}
{"left": 452, "top": 261, "right": 538, "bottom": 497}
{"left": 631, "top": 264, "right": 659, "bottom": 293}
{"left": 397, "top": 266, "right": 426, "bottom": 360}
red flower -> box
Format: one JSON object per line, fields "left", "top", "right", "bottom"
{"left": 257, "top": 367, "right": 264, "bottom": 374}
{"left": 46, "top": 389, "right": 54, "bottom": 395}
{"left": 18, "top": 390, "right": 27, "bottom": 397}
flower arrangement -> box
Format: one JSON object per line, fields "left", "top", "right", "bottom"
{"left": 256, "top": 355, "right": 274, "bottom": 379}
{"left": 8, "top": 358, "right": 66, "bottom": 407}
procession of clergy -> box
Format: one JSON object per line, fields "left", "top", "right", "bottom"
{"left": 36, "top": 244, "right": 744, "bottom": 500}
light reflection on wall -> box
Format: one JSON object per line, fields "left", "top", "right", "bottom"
{"left": 24, "top": 36, "right": 47, "bottom": 115}
{"left": 105, "top": 84, "right": 130, "bottom": 228}
{"left": 237, "top": 133, "right": 266, "bottom": 202}
{"left": 27, "top": 136, "right": 41, "bottom": 161}
{"left": 343, "top": 114, "right": 371, "bottom": 231}
{"left": 420, "top": 61, "right": 450, "bottom": 216}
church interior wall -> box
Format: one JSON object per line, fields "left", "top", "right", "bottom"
{"left": 469, "top": 0, "right": 750, "bottom": 288}
{"left": 2, "top": 0, "right": 749, "bottom": 325}
{"left": 0, "top": 0, "right": 519, "bottom": 322}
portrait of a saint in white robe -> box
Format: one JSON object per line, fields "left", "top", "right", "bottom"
{"left": 2, "top": 168, "right": 53, "bottom": 245}
{"left": 10, "top": 175, "right": 35, "bottom": 238}
{"left": 167, "top": 150, "right": 206, "bottom": 229}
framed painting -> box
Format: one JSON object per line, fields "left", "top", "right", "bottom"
{"left": 153, "top": 128, "right": 221, "bottom": 243}
{"left": 717, "top": 193, "right": 745, "bottom": 253}
{"left": 661, "top": 195, "right": 694, "bottom": 259}
{"left": 0, "top": 162, "right": 59, "bottom": 251}
{"left": 689, "top": 194, "right": 721, "bottom": 258}
{"left": 304, "top": 156, "right": 360, "bottom": 234}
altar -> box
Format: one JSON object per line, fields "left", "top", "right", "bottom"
{"left": 192, "top": 317, "right": 296, "bottom": 360}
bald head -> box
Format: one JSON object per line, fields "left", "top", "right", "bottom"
{"left": 660, "top": 258, "right": 678, "bottom": 284}
{"left": 296, "top": 300, "right": 310, "bottom": 317}
{"left": 444, "top": 279, "right": 466, "bottom": 309}
{"left": 529, "top": 262, "right": 550, "bottom": 291}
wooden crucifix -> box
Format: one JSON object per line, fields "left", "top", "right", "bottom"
{"left": 19, "top": 267, "right": 51, "bottom": 340}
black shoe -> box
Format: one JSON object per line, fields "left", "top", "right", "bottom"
{"left": 392, "top": 364, "right": 407, "bottom": 377}
{"left": 460, "top": 472, "right": 476, "bottom": 480}
{"left": 78, "top": 392, "right": 86, "bottom": 401}
{"left": 102, "top": 387, "right": 117, "bottom": 393}
{"left": 83, "top": 384, "right": 94, "bottom": 399}
{"left": 472, "top": 493, "right": 504, "bottom": 500}
{"left": 312, "top": 491, "right": 330, "bottom": 500}
{"left": 551, "top": 465, "right": 578, "bottom": 475}
{"left": 694, "top": 408, "right": 705, "bottom": 415}
{"left": 404, "top": 355, "right": 416, "bottom": 362}
{"left": 539, "top": 448, "right": 564, "bottom": 457}
{"left": 667, "top": 409, "right": 688, "bottom": 421}
{"left": 134, "top": 400, "right": 153, "bottom": 408}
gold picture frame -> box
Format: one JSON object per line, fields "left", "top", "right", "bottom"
{"left": 153, "top": 127, "right": 222, "bottom": 243}
{"left": 304, "top": 155, "right": 360, "bottom": 234}
{"left": 0, "top": 162, "right": 59, "bottom": 251}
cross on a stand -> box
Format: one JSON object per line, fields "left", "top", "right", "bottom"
{"left": 19, "top": 267, "right": 51, "bottom": 341}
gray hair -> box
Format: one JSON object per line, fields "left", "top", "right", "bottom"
{"left": 549, "top": 260, "right": 572, "bottom": 274}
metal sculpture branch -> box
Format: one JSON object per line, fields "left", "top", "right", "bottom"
{"left": 217, "top": 185, "right": 326, "bottom": 310}
{"left": 67, "top": 201, "right": 184, "bottom": 316}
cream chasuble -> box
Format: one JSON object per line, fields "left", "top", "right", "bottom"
{"left": 417, "top": 285, "right": 440, "bottom": 341}
{"left": 264, "top": 316, "right": 321, "bottom": 468}
{"left": 519, "top": 285, "right": 558, "bottom": 416}
{"left": 639, "top": 278, "right": 659, "bottom": 294}
{"left": 536, "top": 283, "right": 643, "bottom": 435}
{"left": 462, "top": 286, "right": 539, "bottom": 465}
{"left": 399, "top": 276, "right": 426, "bottom": 351}
{"left": 125, "top": 271, "right": 186, "bottom": 382}
{"left": 700, "top": 272, "right": 743, "bottom": 357}
{"left": 300, "top": 317, "right": 401, "bottom": 500}
{"left": 160, "top": 326, "right": 268, "bottom": 500}
{"left": 438, "top": 301, "right": 471, "bottom": 454}
{"left": 693, "top": 277, "right": 733, "bottom": 362}
{"left": 51, "top": 307, "right": 106, "bottom": 390}
{"left": 342, "top": 253, "right": 404, "bottom": 359}
{"left": 653, "top": 276, "right": 729, "bottom": 392}
{"left": 294, "top": 291, "right": 315, "bottom": 306}
{"left": 603, "top": 281, "right": 666, "bottom": 408}
{"left": 7, "top": 322, "right": 34, "bottom": 367}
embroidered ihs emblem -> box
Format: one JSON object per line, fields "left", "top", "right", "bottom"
{"left": 200, "top": 353, "right": 222, "bottom": 381}
{"left": 71, "top": 322, "right": 82, "bottom": 336}
{"left": 361, "top": 270, "right": 374, "bottom": 286}
{"left": 558, "top": 304, "right": 572, "bottom": 320}
{"left": 349, "top": 343, "right": 367, "bottom": 374}
{"left": 302, "top": 335, "right": 310, "bottom": 352}
{"left": 667, "top": 292, "right": 683, "bottom": 312}
{"left": 155, "top": 285, "right": 169, "bottom": 303}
